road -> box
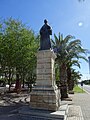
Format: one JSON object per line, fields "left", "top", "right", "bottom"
{"left": 80, "top": 84, "right": 90, "bottom": 93}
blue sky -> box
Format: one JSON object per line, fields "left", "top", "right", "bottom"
{"left": 0, "top": 0, "right": 90, "bottom": 80}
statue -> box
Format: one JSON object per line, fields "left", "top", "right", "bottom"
{"left": 39, "top": 19, "right": 52, "bottom": 50}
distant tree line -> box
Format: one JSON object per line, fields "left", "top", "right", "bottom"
{"left": 83, "top": 80, "right": 90, "bottom": 85}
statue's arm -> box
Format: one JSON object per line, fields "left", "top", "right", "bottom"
{"left": 50, "top": 29, "right": 52, "bottom": 35}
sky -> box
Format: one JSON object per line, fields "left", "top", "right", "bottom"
{"left": 0, "top": 0, "right": 90, "bottom": 80}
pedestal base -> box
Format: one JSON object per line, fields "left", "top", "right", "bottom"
{"left": 30, "top": 50, "right": 60, "bottom": 111}
{"left": 30, "top": 85, "right": 60, "bottom": 111}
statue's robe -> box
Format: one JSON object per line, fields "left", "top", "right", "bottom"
{"left": 39, "top": 24, "right": 52, "bottom": 50}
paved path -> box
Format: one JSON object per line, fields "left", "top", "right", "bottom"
{"left": 0, "top": 91, "right": 90, "bottom": 120}
{"left": 72, "top": 93, "right": 90, "bottom": 120}
{"left": 0, "top": 92, "right": 30, "bottom": 120}
{"left": 67, "top": 105, "right": 84, "bottom": 120}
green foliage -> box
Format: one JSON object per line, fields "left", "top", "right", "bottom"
{"left": 0, "top": 18, "right": 39, "bottom": 88}
{"left": 52, "top": 33, "right": 87, "bottom": 81}
{"left": 52, "top": 33, "right": 87, "bottom": 97}
{"left": 73, "top": 85, "right": 85, "bottom": 93}
{"left": 83, "top": 80, "right": 90, "bottom": 85}
{"left": 71, "top": 69, "right": 82, "bottom": 82}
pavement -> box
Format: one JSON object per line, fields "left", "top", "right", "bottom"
{"left": 0, "top": 91, "right": 66, "bottom": 120}
{"left": 67, "top": 105, "right": 84, "bottom": 120}
{"left": 0, "top": 91, "right": 30, "bottom": 120}
{"left": 71, "top": 93, "right": 90, "bottom": 120}
{"left": 0, "top": 90, "right": 90, "bottom": 120}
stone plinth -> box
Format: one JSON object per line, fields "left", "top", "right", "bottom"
{"left": 30, "top": 50, "right": 60, "bottom": 111}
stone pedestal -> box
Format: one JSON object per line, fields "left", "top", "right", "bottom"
{"left": 30, "top": 50, "right": 60, "bottom": 111}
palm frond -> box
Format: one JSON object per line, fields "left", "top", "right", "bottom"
{"left": 71, "top": 60, "right": 81, "bottom": 68}
{"left": 64, "top": 35, "right": 75, "bottom": 44}
{"left": 51, "top": 39, "right": 55, "bottom": 46}
{"left": 77, "top": 55, "right": 88, "bottom": 62}
{"left": 54, "top": 34, "right": 60, "bottom": 46}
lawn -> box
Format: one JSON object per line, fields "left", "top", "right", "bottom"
{"left": 73, "top": 85, "right": 85, "bottom": 93}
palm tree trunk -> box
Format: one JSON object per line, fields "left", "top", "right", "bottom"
{"left": 60, "top": 63, "right": 68, "bottom": 99}
{"left": 67, "top": 67, "right": 74, "bottom": 91}
{"left": 67, "top": 67, "right": 72, "bottom": 91}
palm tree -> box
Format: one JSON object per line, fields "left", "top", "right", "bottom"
{"left": 52, "top": 33, "right": 87, "bottom": 99}
{"left": 52, "top": 33, "right": 74, "bottom": 99}
{"left": 67, "top": 60, "right": 81, "bottom": 91}
{"left": 66, "top": 40, "right": 88, "bottom": 91}
{"left": 70, "top": 69, "right": 82, "bottom": 87}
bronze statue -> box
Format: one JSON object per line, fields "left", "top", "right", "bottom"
{"left": 39, "top": 19, "right": 52, "bottom": 50}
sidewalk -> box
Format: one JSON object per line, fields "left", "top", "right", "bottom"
{"left": 71, "top": 93, "right": 90, "bottom": 120}
{"left": 0, "top": 92, "right": 90, "bottom": 120}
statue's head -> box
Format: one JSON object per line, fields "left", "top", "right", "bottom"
{"left": 44, "top": 19, "right": 48, "bottom": 24}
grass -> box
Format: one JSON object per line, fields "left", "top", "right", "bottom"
{"left": 73, "top": 85, "right": 85, "bottom": 93}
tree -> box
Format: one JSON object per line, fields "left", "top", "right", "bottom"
{"left": 0, "top": 18, "right": 39, "bottom": 92}
{"left": 52, "top": 33, "right": 87, "bottom": 99}
{"left": 66, "top": 39, "right": 87, "bottom": 91}
{"left": 67, "top": 60, "right": 80, "bottom": 91}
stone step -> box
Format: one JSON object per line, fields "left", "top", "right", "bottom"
{"left": 59, "top": 104, "right": 68, "bottom": 115}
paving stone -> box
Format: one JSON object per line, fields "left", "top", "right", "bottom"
{"left": 72, "top": 93, "right": 90, "bottom": 120}
{"left": 67, "top": 105, "right": 84, "bottom": 120}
